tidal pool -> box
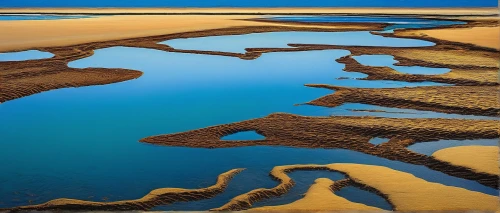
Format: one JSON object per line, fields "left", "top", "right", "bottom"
{"left": 270, "top": 16, "right": 466, "bottom": 33}
{"left": 353, "top": 55, "right": 451, "bottom": 75}
{"left": 0, "top": 43, "right": 493, "bottom": 208}
{"left": 161, "top": 31, "right": 435, "bottom": 53}
{"left": 0, "top": 50, "right": 54, "bottom": 61}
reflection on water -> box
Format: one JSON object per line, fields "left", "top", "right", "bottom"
{"left": 0, "top": 29, "right": 495, "bottom": 210}
{"left": 354, "top": 55, "right": 451, "bottom": 75}
{"left": 270, "top": 16, "right": 465, "bottom": 33}
{"left": 0, "top": 50, "right": 54, "bottom": 61}
{"left": 408, "top": 139, "right": 499, "bottom": 155}
{"left": 162, "top": 31, "right": 434, "bottom": 53}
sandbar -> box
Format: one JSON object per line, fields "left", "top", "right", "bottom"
{"left": 432, "top": 146, "right": 499, "bottom": 175}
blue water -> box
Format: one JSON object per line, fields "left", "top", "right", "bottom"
{"left": 0, "top": 32, "right": 496, "bottom": 209}
{"left": 221, "top": 131, "right": 265, "bottom": 140}
{"left": 408, "top": 139, "right": 499, "bottom": 155}
{"left": 369, "top": 137, "right": 389, "bottom": 145}
{"left": 162, "top": 31, "right": 434, "bottom": 53}
{"left": 0, "top": 50, "right": 54, "bottom": 61}
{"left": 1, "top": 0, "right": 496, "bottom": 7}
{"left": 271, "top": 16, "right": 466, "bottom": 33}
{"left": 301, "top": 103, "right": 498, "bottom": 120}
{"left": 0, "top": 15, "right": 92, "bottom": 21}
{"left": 336, "top": 186, "right": 392, "bottom": 210}
{"left": 354, "top": 55, "right": 451, "bottom": 75}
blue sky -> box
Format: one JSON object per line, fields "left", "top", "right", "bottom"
{"left": 0, "top": 0, "right": 497, "bottom": 7}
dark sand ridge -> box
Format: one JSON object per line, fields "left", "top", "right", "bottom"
{"left": 5, "top": 169, "right": 242, "bottom": 211}
{"left": 140, "top": 113, "right": 500, "bottom": 189}
{"left": 0, "top": 23, "right": 388, "bottom": 103}
{"left": 214, "top": 164, "right": 498, "bottom": 211}
{"left": 1, "top": 17, "right": 498, "bottom": 103}
{"left": 307, "top": 85, "right": 499, "bottom": 116}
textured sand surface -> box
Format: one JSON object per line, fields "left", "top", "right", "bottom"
{"left": 433, "top": 146, "right": 500, "bottom": 175}
{"left": 401, "top": 27, "right": 500, "bottom": 50}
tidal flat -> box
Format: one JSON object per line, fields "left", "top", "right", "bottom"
{"left": 0, "top": 8, "right": 499, "bottom": 211}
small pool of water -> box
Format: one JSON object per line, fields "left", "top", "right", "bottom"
{"left": 270, "top": 16, "right": 466, "bottom": 33}
{"left": 353, "top": 55, "right": 451, "bottom": 75}
{"left": 221, "top": 131, "right": 265, "bottom": 140}
{"left": 0, "top": 50, "right": 54, "bottom": 61}
{"left": 161, "top": 31, "right": 434, "bottom": 53}
{"left": 336, "top": 185, "right": 392, "bottom": 210}
{"left": 408, "top": 139, "right": 498, "bottom": 155}
{"left": 369, "top": 137, "right": 389, "bottom": 145}
{"left": 0, "top": 15, "right": 93, "bottom": 21}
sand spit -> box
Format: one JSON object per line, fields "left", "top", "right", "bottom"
{"left": 140, "top": 113, "right": 500, "bottom": 188}
{"left": 433, "top": 146, "right": 500, "bottom": 175}
{"left": 307, "top": 85, "right": 500, "bottom": 116}
{"left": 6, "top": 169, "right": 242, "bottom": 211}
{"left": 214, "top": 164, "right": 497, "bottom": 211}
{"left": 251, "top": 178, "right": 383, "bottom": 212}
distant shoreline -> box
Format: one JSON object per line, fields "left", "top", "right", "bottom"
{"left": 0, "top": 7, "right": 497, "bottom": 16}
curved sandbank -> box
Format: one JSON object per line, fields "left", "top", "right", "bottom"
{"left": 307, "top": 85, "right": 500, "bottom": 116}
{"left": 215, "top": 164, "right": 498, "bottom": 211}
{"left": 251, "top": 178, "right": 383, "bottom": 211}
{"left": 141, "top": 113, "right": 500, "bottom": 188}
{"left": 6, "top": 169, "right": 242, "bottom": 211}
{"left": 432, "top": 146, "right": 499, "bottom": 175}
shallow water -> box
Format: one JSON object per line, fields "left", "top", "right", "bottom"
{"left": 0, "top": 50, "right": 54, "bottom": 61}
{"left": 354, "top": 55, "right": 451, "bottom": 75}
{"left": 270, "top": 16, "right": 466, "bottom": 33}
{"left": 304, "top": 103, "right": 498, "bottom": 120}
{"left": 0, "top": 15, "right": 92, "bottom": 21}
{"left": 161, "top": 31, "right": 435, "bottom": 53}
{"left": 0, "top": 31, "right": 495, "bottom": 209}
{"left": 408, "top": 139, "right": 499, "bottom": 155}
{"left": 221, "top": 130, "right": 265, "bottom": 140}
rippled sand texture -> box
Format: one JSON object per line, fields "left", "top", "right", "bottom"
{"left": 141, "top": 113, "right": 499, "bottom": 188}
{"left": 217, "top": 164, "right": 498, "bottom": 211}
{"left": 8, "top": 169, "right": 242, "bottom": 211}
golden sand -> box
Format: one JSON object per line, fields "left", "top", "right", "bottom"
{"left": 252, "top": 178, "right": 383, "bottom": 211}
{"left": 329, "top": 164, "right": 498, "bottom": 211}
{"left": 401, "top": 26, "right": 500, "bottom": 50}
{"left": 433, "top": 146, "right": 500, "bottom": 175}
{"left": 0, "top": 15, "right": 379, "bottom": 52}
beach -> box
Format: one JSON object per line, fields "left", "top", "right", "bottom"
{"left": 0, "top": 7, "right": 498, "bottom": 211}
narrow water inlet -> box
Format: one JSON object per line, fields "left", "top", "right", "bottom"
{"left": 353, "top": 55, "right": 451, "bottom": 75}
{"left": 221, "top": 130, "right": 265, "bottom": 140}
{"left": 0, "top": 50, "right": 54, "bottom": 61}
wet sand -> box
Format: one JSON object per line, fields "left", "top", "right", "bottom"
{"left": 433, "top": 146, "right": 499, "bottom": 175}
{"left": 141, "top": 113, "right": 500, "bottom": 188}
